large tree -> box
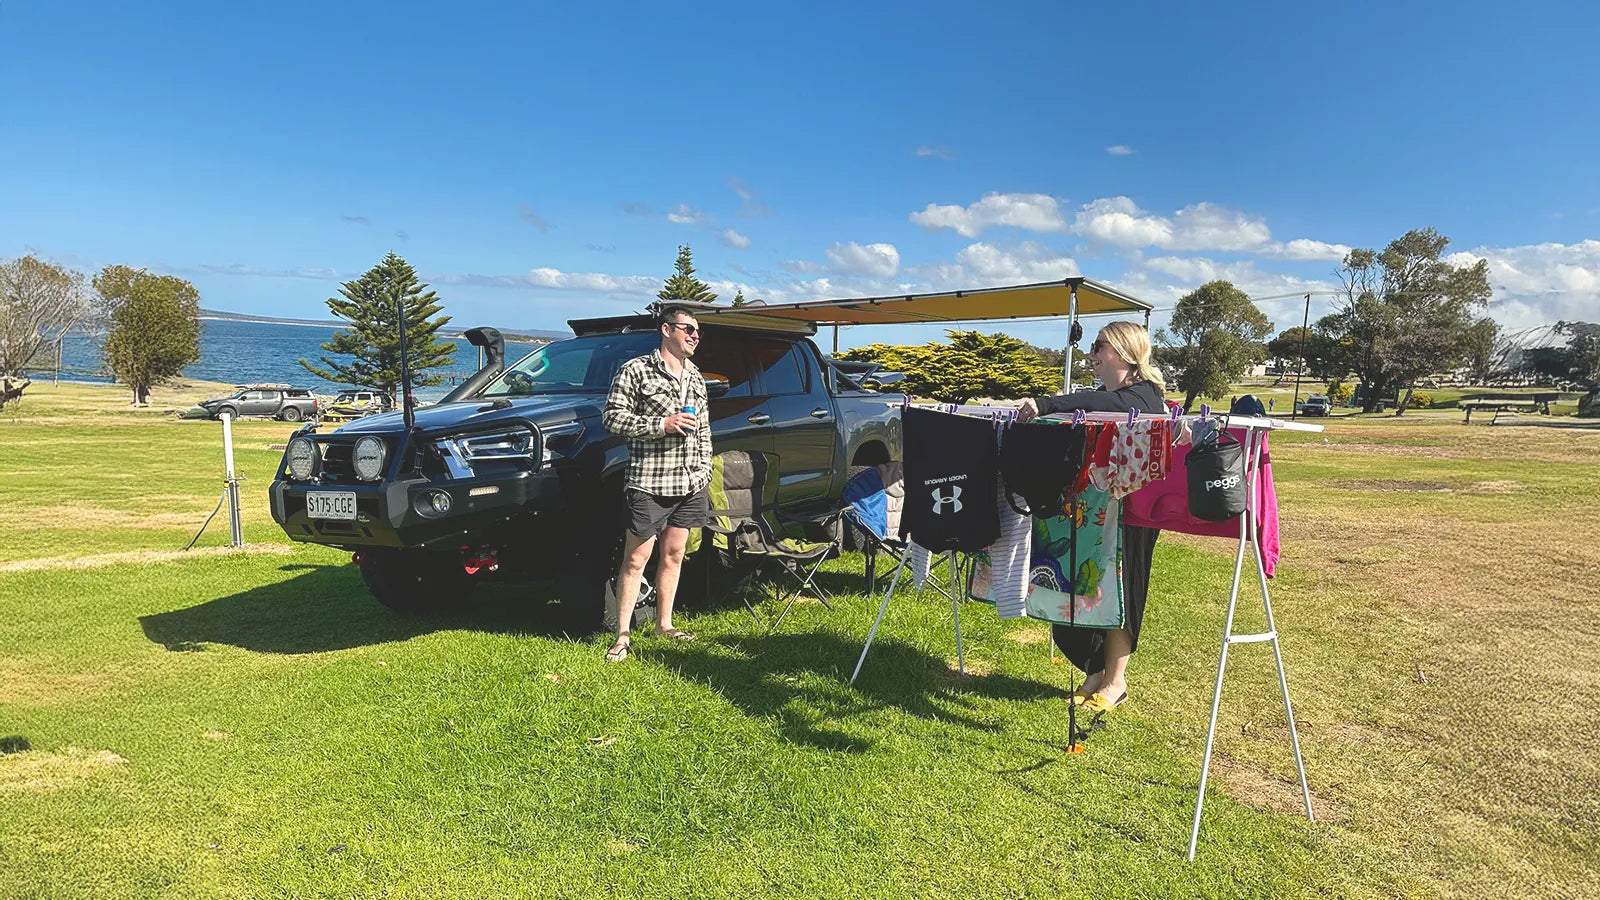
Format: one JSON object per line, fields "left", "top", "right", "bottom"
{"left": 1318, "top": 228, "right": 1493, "bottom": 414}
{"left": 96, "top": 266, "right": 202, "bottom": 405}
{"left": 838, "top": 330, "right": 1061, "bottom": 403}
{"left": 299, "top": 253, "right": 456, "bottom": 396}
{"left": 0, "top": 254, "right": 93, "bottom": 380}
{"left": 1155, "top": 280, "right": 1273, "bottom": 412}
{"left": 657, "top": 244, "right": 717, "bottom": 304}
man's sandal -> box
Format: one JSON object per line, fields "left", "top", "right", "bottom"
{"left": 657, "top": 627, "right": 695, "bottom": 642}
{"left": 604, "top": 637, "right": 631, "bottom": 663}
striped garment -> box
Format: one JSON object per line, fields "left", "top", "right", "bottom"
{"left": 602, "top": 350, "right": 712, "bottom": 496}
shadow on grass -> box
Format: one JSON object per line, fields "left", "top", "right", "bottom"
{"left": 648, "top": 630, "right": 1060, "bottom": 753}
{"left": 139, "top": 563, "right": 585, "bottom": 655}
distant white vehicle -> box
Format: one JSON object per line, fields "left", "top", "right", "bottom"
{"left": 1295, "top": 394, "right": 1332, "bottom": 416}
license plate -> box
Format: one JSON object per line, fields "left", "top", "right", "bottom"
{"left": 306, "top": 491, "right": 357, "bottom": 520}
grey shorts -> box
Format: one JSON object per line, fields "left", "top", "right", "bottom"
{"left": 624, "top": 487, "right": 709, "bottom": 537}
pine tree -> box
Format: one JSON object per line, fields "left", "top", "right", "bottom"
{"left": 299, "top": 253, "right": 456, "bottom": 396}
{"left": 657, "top": 244, "right": 718, "bottom": 303}
{"left": 731, "top": 288, "right": 748, "bottom": 307}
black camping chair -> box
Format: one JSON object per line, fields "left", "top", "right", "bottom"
{"left": 704, "top": 450, "right": 841, "bottom": 631}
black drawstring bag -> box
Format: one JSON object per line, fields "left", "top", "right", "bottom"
{"left": 1186, "top": 428, "right": 1247, "bottom": 521}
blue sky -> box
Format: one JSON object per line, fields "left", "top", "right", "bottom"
{"left": 4, "top": 0, "right": 1597, "bottom": 349}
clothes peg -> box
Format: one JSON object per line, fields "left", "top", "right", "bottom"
{"left": 1072, "top": 408, "right": 1086, "bottom": 425}
{"left": 1127, "top": 408, "right": 1138, "bottom": 427}
{"left": 1200, "top": 403, "right": 1210, "bottom": 421}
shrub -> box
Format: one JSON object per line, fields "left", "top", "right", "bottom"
{"left": 1327, "top": 379, "right": 1353, "bottom": 404}
{"left": 1409, "top": 392, "right": 1433, "bottom": 409}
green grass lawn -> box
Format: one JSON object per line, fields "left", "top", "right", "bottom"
{"left": 4, "top": 383, "right": 1597, "bottom": 898}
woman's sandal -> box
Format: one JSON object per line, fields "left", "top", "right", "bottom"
{"left": 1068, "top": 686, "right": 1095, "bottom": 706}
{"left": 1083, "top": 690, "right": 1128, "bottom": 714}
{"left": 657, "top": 627, "right": 695, "bottom": 642}
{"left": 604, "top": 636, "right": 631, "bottom": 663}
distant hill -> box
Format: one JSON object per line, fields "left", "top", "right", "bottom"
{"left": 198, "top": 308, "right": 571, "bottom": 343}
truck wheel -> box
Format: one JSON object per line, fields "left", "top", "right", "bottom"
{"left": 359, "top": 549, "right": 473, "bottom": 613}
{"left": 280, "top": 406, "right": 304, "bottom": 422}
{"left": 556, "top": 481, "right": 628, "bottom": 634}
{"left": 215, "top": 405, "right": 238, "bottom": 420}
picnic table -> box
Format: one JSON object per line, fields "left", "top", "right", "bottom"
{"left": 1461, "top": 397, "right": 1547, "bottom": 424}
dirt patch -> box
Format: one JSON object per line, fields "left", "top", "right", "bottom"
{"left": 2, "top": 502, "right": 219, "bottom": 531}
{"left": 1005, "top": 628, "right": 1049, "bottom": 646}
{"left": 202, "top": 731, "right": 231, "bottom": 742}
{"left": 1212, "top": 751, "right": 1347, "bottom": 822}
{"left": 1464, "top": 480, "right": 1522, "bottom": 493}
{"left": 0, "top": 747, "right": 128, "bottom": 794}
{"left": 0, "top": 543, "right": 295, "bottom": 573}
{"left": 1329, "top": 479, "right": 1453, "bottom": 493}
{"left": 945, "top": 657, "right": 997, "bottom": 677}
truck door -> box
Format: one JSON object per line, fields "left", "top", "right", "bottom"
{"left": 693, "top": 337, "right": 774, "bottom": 505}
{"left": 241, "top": 390, "right": 274, "bottom": 416}
{"left": 752, "top": 339, "right": 836, "bottom": 515}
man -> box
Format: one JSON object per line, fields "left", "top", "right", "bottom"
{"left": 599, "top": 305, "right": 712, "bottom": 662}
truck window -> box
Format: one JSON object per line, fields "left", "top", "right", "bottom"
{"left": 481, "top": 332, "right": 656, "bottom": 397}
{"left": 693, "top": 340, "right": 753, "bottom": 398}
{"left": 751, "top": 340, "right": 808, "bottom": 396}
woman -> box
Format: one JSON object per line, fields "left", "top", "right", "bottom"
{"left": 1016, "top": 320, "right": 1165, "bottom": 714}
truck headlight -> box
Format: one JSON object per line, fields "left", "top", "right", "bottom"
{"left": 285, "top": 437, "right": 318, "bottom": 481}
{"left": 352, "top": 436, "right": 388, "bottom": 481}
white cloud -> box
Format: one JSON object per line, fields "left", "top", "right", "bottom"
{"left": 1259, "top": 238, "right": 1352, "bottom": 261}
{"left": 666, "top": 204, "right": 711, "bottom": 226}
{"left": 1073, "top": 196, "right": 1174, "bottom": 247}
{"left": 1071, "top": 197, "right": 1271, "bottom": 252}
{"left": 1105, "top": 145, "right": 1135, "bottom": 156}
{"left": 825, "top": 241, "right": 900, "bottom": 277}
{"left": 915, "top": 145, "right": 956, "bottom": 161}
{"left": 1447, "top": 240, "right": 1600, "bottom": 328}
{"left": 520, "top": 268, "right": 659, "bottom": 294}
{"left": 953, "top": 242, "right": 1079, "bottom": 283}
{"left": 720, "top": 229, "right": 752, "bottom": 249}
{"left": 909, "top": 192, "right": 1067, "bottom": 238}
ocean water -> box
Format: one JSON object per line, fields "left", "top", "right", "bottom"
{"left": 38, "top": 319, "right": 553, "bottom": 400}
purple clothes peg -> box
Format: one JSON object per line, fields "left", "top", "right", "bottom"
{"left": 1072, "top": 408, "right": 1086, "bottom": 425}
{"left": 1127, "top": 408, "right": 1138, "bottom": 427}
{"left": 1200, "top": 403, "right": 1211, "bottom": 421}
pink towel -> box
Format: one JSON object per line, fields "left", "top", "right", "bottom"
{"left": 1122, "top": 429, "right": 1281, "bottom": 577}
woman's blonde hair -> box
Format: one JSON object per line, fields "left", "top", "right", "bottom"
{"left": 1096, "top": 320, "right": 1165, "bottom": 391}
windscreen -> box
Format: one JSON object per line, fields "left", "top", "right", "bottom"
{"left": 479, "top": 332, "right": 658, "bottom": 397}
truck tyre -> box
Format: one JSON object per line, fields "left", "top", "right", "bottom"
{"left": 359, "top": 549, "right": 473, "bottom": 613}
{"left": 215, "top": 405, "right": 238, "bottom": 420}
{"left": 280, "top": 406, "right": 304, "bottom": 422}
{"left": 556, "top": 480, "right": 629, "bottom": 634}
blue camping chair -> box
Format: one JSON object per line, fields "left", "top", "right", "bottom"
{"left": 841, "top": 463, "right": 956, "bottom": 602}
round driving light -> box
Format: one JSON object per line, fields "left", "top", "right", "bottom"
{"left": 285, "top": 437, "right": 318, "bottom": 481}
{"left": 352, "top": 436, "right": 388, "bottom": 481}
{"left": 414, "top": 489, "right": 452, "bottom": 517}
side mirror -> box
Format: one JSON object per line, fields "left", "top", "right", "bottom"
{"left": 704, "top": 375, "right": 731, "bottom": 399}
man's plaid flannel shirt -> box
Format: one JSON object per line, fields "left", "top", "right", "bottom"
{"left": 602, "top": 350, "right": 712, "bottom": 496}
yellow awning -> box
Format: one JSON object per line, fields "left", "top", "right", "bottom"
{"left": 695, "top": 278, "right": 1151, "bottom": 327}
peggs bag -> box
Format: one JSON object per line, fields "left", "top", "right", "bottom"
{"left": 1185, "top": 429, "right": 1247, "bottom": 521}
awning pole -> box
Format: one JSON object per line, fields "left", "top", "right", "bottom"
{"left": 1065, "top": 284, "right": 1079, "bottom": 393}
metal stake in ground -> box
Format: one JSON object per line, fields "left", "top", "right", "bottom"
{"left": 221, "top": 411, "right": 243, "bottom": 548}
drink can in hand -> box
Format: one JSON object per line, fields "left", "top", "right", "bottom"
{"left": 681, "top": 405, "right": 696, "bottom": 416}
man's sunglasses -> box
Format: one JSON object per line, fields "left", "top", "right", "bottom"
{"left": 666, "top": 323, "right": 699, "bottom": 336}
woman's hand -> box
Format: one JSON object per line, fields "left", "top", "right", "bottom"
{"left": 1016, "top": 398, "right": 1040, "bottom": 423}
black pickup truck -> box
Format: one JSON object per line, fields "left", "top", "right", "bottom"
{"left": 269, "top": 308, "right": 903, "bottom": 619}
